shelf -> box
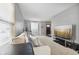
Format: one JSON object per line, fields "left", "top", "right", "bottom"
{"left": 54, "top": 36, "right": 74, "bottom": 47}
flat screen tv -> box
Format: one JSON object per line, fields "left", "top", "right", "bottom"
{"left": 54, "top": 25, "right": 73, "bottom": 40}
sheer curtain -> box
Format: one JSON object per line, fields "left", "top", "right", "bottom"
{"left": 31, "top": 22, "right": 39, "bottom": 36}
{"left": 0, "top": 21, "right": 12, "bottom": 45}
{"left": 0, "top": 4, "right": 15, "bottom": 46}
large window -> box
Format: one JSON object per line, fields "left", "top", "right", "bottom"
{"left": 0, "top": 4, "right": 15, "bottom": 46}
{"left": 31, "top": 22, "right": 39, "bottom": 36}
{"left": 0, "top": 20, "right": 12, "bottom": 45}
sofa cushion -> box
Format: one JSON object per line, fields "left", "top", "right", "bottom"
{"left": 30, "top": 36, "right": 43, "bottom": 47}
{"left": 32, "top": 38, "right": 43, "bottom": 47}
{"left": 33, "top": 46, "right": 51, "bottom": 55}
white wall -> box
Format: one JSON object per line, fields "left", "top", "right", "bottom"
{"left": 51, "top": 4, "right": 79, "bottom": 44}
{"left": 15, "top": 4, "right": 24, "bottom": 36}
{"left": 40, "top": 22, "right": 46, "bottom": 35}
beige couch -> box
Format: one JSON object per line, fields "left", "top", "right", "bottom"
{"left": 31, "top": 36, "right": 78, "bottom": 55}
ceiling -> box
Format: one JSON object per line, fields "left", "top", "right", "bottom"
{"left": 18, "top": 3, "right": 76, "bottom": 21}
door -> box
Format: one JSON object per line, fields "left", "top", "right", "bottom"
{"left": 46, "top": 24, "right": 51, "bottom": 36}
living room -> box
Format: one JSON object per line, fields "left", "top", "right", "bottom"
{"left": 0, "top": 3, "right": 79, "bottom": 55}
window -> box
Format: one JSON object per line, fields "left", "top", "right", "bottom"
{"left": 0, "top": 20, "right": 12, "bottom": 45}
{"left": 31, "top": 22, "right": 39, "bottom": 36}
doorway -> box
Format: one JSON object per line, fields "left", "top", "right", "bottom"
{"left": 46, "top": 24, "right": 51, "bottom": 36}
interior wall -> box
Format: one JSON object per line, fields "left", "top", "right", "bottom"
{"left": 24, "top": 20, "right": 31, "bottom": 32}
{"left": 24, "top": 20, "right": 51, "bottom": 36}
{"left": 15, "top": 4, "right": 24, "bottom": 36}
{"left": 40, "top": 21, "right": 51, "bottom": 36}
{"left": 51, "top": 4, "right": 79, "bottom": 44}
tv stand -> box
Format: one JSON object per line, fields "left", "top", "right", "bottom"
{"left": 54, "top": 36, "right": 75, "bottom": 48}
